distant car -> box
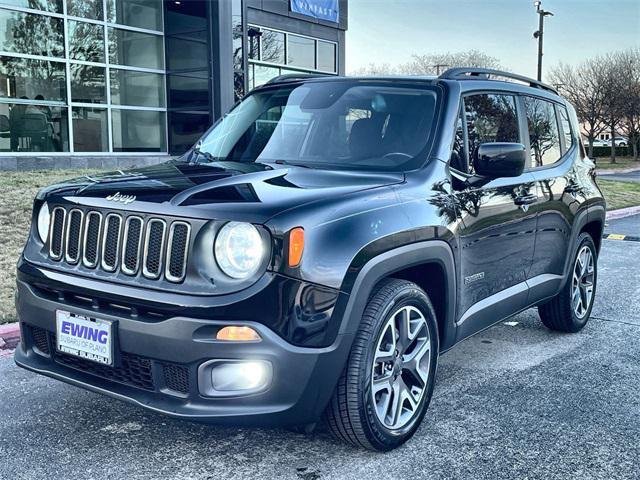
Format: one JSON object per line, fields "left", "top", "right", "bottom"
{"left": 609, "top": 137, "right": 627, "bottom": 147}
{"left": 591, "top": 139, "right": 609, "bottom": 147}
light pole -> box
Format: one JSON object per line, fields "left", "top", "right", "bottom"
{"left": 433, "top": 64, "right": 450, "bottom": 75}
{"left": 533, "top": 1, "right": 553, "bottom": 81}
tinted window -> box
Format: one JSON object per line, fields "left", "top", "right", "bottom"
{"left": 524, "top": 97, "right": 562, "bottom": 167}
{"left": 68, "top": 0, "right": 103, "bottom": 19}
{"left": 68, "top": 20, "right": 105, "bottom": 62}
{"left": 110, "top": 69, "right": 165, "bottom": 107}
{"left": 0, "top": 102, "right": 69, "bottom": 152}
{"left": 0, "top": 0, "right": 62, "bottom": 13}
{"left": 70, "top": 64, "right": 106, "bottom": 103}
{"left": 317, "top": 41, "right": 336, "bottom": 73}
{"left": 108, "top": 0, "right": 163, "bottom": 31}
{"left": 249, "top": 64, "right": 280, "bottom": 89}
{"left": 112, "top": 109, "right": 166, "bottom": 152}
{"left": 72, "top": 107, "right": 108, "bottom": 152}
{"left": 108, "top": 27, "right": 164, "bottom": 69}
{"left": 464, "top": 94, "right": 519, "bottom": 173}
{"left": 558, "top": 106, "right": 574, "bottom": 153}
{"left": 260, "top": 29, "right": 285, "bottom": 64}
{"left": 287, "top": 35, "right": 315, "bottom": 69}
{"left": 0, "top": 56, "right": 66, "bottom": 102}
{"left": 0, "top": 9, "right": 64, "bottom": 57}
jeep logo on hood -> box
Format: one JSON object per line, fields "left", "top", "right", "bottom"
{"left": 106, "top": 192, "right": 136, "bottom": 205}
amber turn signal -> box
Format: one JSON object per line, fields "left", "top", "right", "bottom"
{"left": 288, "top": 227, "right": 304, "bottom": 267}
{"left": 216, "top": 326, "right": 261, "bottom": 342}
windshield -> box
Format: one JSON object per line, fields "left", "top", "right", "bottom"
{"left": 194, "top": 81, "right": 439, "bottom": 171}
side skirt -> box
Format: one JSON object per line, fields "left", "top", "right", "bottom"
{"left": 454, "top": 273, "right": 564, "bottom": 343}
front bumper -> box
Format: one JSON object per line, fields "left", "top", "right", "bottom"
{"left": 14, "top": 273, "right": 354, "bottom": 426}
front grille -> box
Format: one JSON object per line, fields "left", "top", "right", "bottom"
{"left": 28, "top": 326, "right": 191, "bottom": 395}
{"left": 122, "top": 216, "right": 143, "bottom": 275}
{"left": 83, "top": 212, "right": 102, "bottom": 268}
{"left": 46, "top": 330, "right": 155, "bottom": 391}
{"left": 55, "top": 349, "right": 155, "bottom": 391}
{"left": 46, "top": 206, "right": 191, "bottom": 283}
{"left": 49, "top": 207, "right": 66, "bottom": 260}
{"left": 65, "top": 209, "right": 84, "bottom": 264}
{"left": 162, "top": 363, "right": 190, "bottom": 394}
{"left": 101, "top": 214, "right": 122, "bottom": 272}
{"left": 143, "top": 219, "right": 166, "bottom": 279}
{"left": 166, "top": 222, "right": 190, "bottom": 282}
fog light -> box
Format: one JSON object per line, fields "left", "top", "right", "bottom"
{"left": 210, "top": 360, "right": 272, "bottom": 392}
{"left": 216, "top": 326, "right": 261, "bottom": 342}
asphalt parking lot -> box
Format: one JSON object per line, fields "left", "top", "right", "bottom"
{"left": 1, "top": 215, "right": 639, "bottom": 480}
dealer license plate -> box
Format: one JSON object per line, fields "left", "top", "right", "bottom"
{"left": 56, "top": 310, "right": 113, "bottom": 366}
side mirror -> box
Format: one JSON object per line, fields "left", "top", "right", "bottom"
{"left": 473, "top": 143, "right": 526, "bottom": 178}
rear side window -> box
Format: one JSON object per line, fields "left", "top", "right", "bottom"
{"left": 524, "top": 97, "right": 562, "bottom": 167}
{"left": 558, "top": 106, "right": 574, "bottom": 153}
{"left": 464, "top": 94, "right": 519, "bottom": 173}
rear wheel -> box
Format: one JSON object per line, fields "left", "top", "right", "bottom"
{"left": 538, "top": 232, "right": 597, "bottom": 332}
{"left": 325, "top": 279, "right": 438, "bottom": 451}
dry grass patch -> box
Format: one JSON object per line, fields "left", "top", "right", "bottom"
{"left": 0, "top": 169, "right": 101, "bottom": 324}
{"left": 598, "top": 179, "right": 640, "bottom": 211}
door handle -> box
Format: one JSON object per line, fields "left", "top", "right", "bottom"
{"left": 514, "top": 193, "right": 537, "bottom": 205}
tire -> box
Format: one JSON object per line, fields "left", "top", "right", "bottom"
{"left": 538, "top": 232, "right": 597, "bottom": 332}
{"left": 325, "top": 278, "right": 439, "bottom": 451}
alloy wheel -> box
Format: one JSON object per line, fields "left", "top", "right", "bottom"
{"left": 572, "top": 245, "right": 595, "bottom": 319}
{"left": 370, "top": 305, "right": 432, "bottom": 430}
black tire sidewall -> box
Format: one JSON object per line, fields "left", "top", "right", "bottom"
{"left": 359, "top": 285, "right": 439, "bottom": 450}
{"left": 569, "top": 233, "right": 598, "bottom": 329}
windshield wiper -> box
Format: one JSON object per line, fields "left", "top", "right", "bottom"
{"left": 273, "top": 159, "right": 313, "bottom": 169}
{"left": 191, "top": 146, "right": 222, "bottom": 163}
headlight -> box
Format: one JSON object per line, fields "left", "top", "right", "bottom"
{"left": 214, "top": 222, "right": 265, "bottom": 279}
{"left": 36, "top": 202, "right": 50, "bottom": 243}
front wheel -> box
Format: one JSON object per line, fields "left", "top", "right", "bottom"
{"left": 325, "top": 279, "right": 439, "bottom": 451}
{"left": 538, "top": 232, "right": 597, "bottom": 332}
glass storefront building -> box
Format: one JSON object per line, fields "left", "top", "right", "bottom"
{"left": 0, "top": 0, "right": 347, "bottom": 169}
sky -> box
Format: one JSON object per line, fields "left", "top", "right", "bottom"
{"left": 346, "top": 0, "right": 640, "bottom": 80}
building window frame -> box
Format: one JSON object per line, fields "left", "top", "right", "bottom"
{"left": 0, "top": 0, "right": 168, "bottom": 156}
{"left": 247, "top": 23, "right": 338, "bottom": 86}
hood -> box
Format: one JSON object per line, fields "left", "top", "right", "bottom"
{"left": 40, "top": 160, "right": 405, "bottom": 223}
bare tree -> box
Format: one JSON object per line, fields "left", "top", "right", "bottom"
{"left": 349, "top": 62, "right": 399, "bottom": 76}
{"left": 549, "top": 60, "right": 607, "bottom": 158}
{"left": 617, "top": 49, "right": 640, "bottom": 161}
{"left": 599, "top": 52, "right": 630, "bottom": 163}
{"left": 399, "top": 50, "right": 502, "bottom": 75}
{"left": 348, "top": 50, "right": 501, "bottom": 77}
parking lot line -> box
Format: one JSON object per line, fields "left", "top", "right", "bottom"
{"left": 603, "top": 233, "right": 640, "bottom": 242}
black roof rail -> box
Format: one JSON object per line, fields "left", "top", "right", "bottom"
{"left": 265, "top": 73, "right": 332, "bottom": 85}
{"left": 439, "top": 67, "right": 558, "bottom": 95}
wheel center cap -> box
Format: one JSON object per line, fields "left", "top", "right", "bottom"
{"left": 393, "top": 360, "right": 402, "bottom": 376}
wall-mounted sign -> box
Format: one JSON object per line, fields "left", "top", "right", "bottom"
{"left": 290, "top": 0, "right": 339, "bottom": 23}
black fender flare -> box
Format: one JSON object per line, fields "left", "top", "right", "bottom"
{"left": 559, "top": 204, "right": 605, "bottom": 291}
{"left": 335, "top": 240, "right": 457, "bottom": 351}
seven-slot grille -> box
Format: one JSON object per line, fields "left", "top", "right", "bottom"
{"left": 47, "top": 207, "right": 191, "bottom": 283}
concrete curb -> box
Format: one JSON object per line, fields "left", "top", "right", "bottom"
{"left": 597, "top": 166, "right": 640, "bottom": 175}
{"left": 0, "top": 323, "right": 20, "bottom": 357}
{"left": 606, "top": 206, "right": 640, "bottom": 221}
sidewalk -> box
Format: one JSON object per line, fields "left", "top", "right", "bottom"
{"left": 0, "top": 324, "right": 19, "bottom": 358}
{"left": 597, "top": 165, "right": 640, "bottom": 175}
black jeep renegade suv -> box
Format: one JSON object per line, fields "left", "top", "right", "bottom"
{"left": 15, "top": 68, "right": 606, "bottom": 451}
